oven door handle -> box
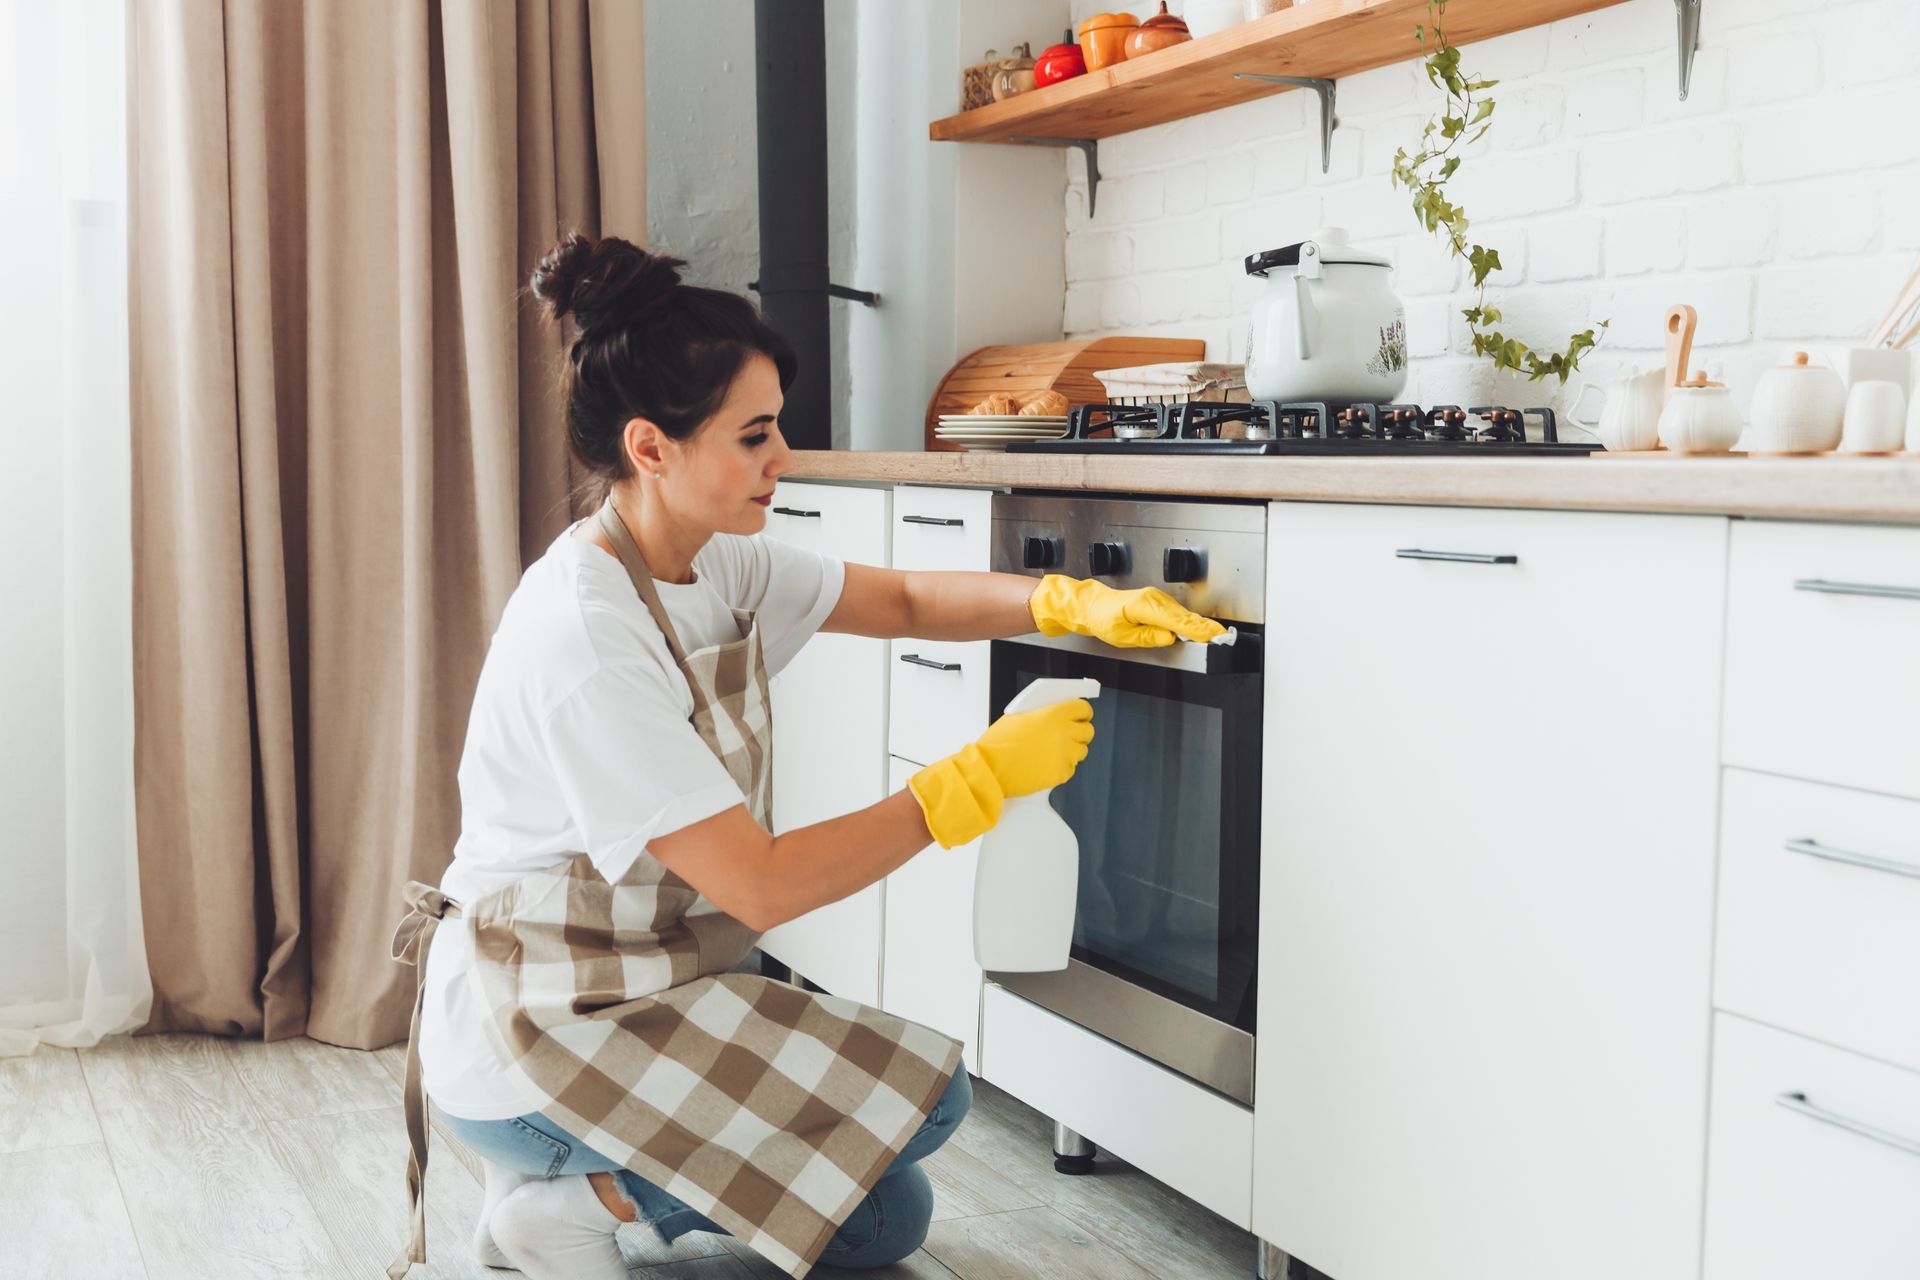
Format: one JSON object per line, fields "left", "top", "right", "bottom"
{"left": 1001, "top": 627, "right": 1262, "bottom": 675}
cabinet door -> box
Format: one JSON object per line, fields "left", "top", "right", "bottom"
{"left": 881, "top": 756, "right": 983, "bottom": 1065}
{"left": 1704, "top": 1013, "right": 1920, "bottom": 1280}
{"left": 1253, "top": 503, "right": 1727, "bottom": 1280}
{"left": 762, "top": 482, "right": 889, "bottom": 1004}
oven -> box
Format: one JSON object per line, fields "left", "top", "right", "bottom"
{"left": 988, "top": 493, "right": 1265, "bottom": 1104}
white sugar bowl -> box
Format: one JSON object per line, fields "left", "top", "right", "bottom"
{"left": 1658, "top": 371, "right": 1743, "bottom": 453}
{"left": 1748, "top": 350, "right": 1845, "bottom": 453}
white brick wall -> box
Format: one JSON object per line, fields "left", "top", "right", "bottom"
{"left": 1061, "top": 0, "right": 1920, "bottom": 424}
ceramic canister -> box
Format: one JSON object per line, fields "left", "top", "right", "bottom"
{"left": 1839, "top": 380, "right": 1907, "bottom": 454}
{"left": 1658, "top": 371, "right": 1743, "bottom": 453}
{"left": 1748, "top": 351, "right": 1845, "bottom": 453}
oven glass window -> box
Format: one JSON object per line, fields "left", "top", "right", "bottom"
{"left": 1052, "top": 685, "right": 1225, "bottom": 1002}
{"left": 993, "top": 641, "right": 1260, "bottom": 1031}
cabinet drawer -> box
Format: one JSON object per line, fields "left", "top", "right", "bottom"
{"left": 1716, "top": 769, "right": 1920, "bottom": 1072}
{"left": 767, "top": 481, "right": 889, "bottom": 565}
{"left": 888, "top": 639, "right": 990, "bottom": 767}
{"left": 888, "top": 486, "right": 994, "bottom": 765}
{"left": 1724, "top": 521, "right": 1920, "bottom": 799}
{"left": 891, "top": 485, "right": 992, "bottom": 572}
{"left": 1704, "top": 1014, "right": 1920, "bottom": 1280}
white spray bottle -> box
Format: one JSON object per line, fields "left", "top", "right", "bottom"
{"left": 972, "top": 677, "right": 1101, "bottom": 972}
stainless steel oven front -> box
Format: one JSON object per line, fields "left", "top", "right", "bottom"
{"left": 988, "top": 493, "right": 1265, "bottom": 1104}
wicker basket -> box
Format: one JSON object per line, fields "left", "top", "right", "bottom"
{"left": 1091, "top": 361, "right": 1250, "bottom": 407}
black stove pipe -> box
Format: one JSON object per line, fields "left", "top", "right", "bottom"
{"left": 752, "top": 0, "right": 831, "bottom": 451}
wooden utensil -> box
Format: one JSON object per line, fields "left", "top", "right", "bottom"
{"left": 924, "top": 336, "right": 1205, "bottom": 450}
{"left": 1867, "top": 258, "right": 1920, "bottom": 348}
{"left": 1663, "top": 305, "right": 1697, "bottom": 404}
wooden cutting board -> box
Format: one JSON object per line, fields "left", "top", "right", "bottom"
{"left": 925, "top": 336, "right": 1206, "bottom": 451}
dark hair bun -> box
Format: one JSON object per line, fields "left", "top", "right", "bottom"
{"left": 530, "top": 231, "right": 685, "bottom": 334}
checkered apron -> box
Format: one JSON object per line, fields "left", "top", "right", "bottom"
{"left": 388, "top": 501, "right": 963, "bottom": 1279}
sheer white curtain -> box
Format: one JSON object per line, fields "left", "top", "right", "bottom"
{"left": 0, "top": 0, "right": 148, "bottom": 1056}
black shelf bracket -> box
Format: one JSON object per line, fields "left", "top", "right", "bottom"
{"left": 1675, "top": 0, "right": 1702, "bottom": 99}
{"left": 1232, "top": 73, "right": 1338, "bottom": 173}
{"left": 1009, "top": 135, "right": 1102, "bottom": 217}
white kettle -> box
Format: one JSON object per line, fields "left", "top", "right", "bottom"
{"left": 1244, "top": 227, "right": 1408, "bottom": 405}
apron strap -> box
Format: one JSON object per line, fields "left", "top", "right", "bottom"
{"left": 387, "top": 881, "right": 457, "bottom": 1280}
{"left": 595, "top": 500, "right": 696, "bottom": 670}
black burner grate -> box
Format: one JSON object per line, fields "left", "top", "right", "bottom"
{"left": 1010, "top": 401, "right": 1596, "bottom": 456}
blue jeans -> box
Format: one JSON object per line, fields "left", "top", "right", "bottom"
{"left": 441, "top": 1061, "right": 972, "bottom": 1270}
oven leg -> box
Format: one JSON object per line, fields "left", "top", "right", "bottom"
{"left": 1255, "top": 1239, "right": 1292, "bottom": 1278}
{"left": 1051, "top": 1121, "right": 1096, "bottom": 1175}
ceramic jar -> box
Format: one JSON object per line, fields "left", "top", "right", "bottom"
{"left": 1077, "top": 12, "right": 1139, "bottom": 70}
{"left": 1839, "top": 380, "right": 1908, "bottom": 454}
{"left": 1185, "top": 0, "right": 1246, "bottom": 37}
{"left": 1909, "top": 380, "right": 1920, "bottom": 452}
{"left": 1125, "top": 3, "right": 1192, "bottom": 58}
{"left": 1568, "top": 367, "right": 1667, "bottom": 452}
{"left": 1033, "top": 30, "right": 1086, "bottom": 88}
{"left": 1658, "top": 371, "right": 1743, "bottom": 453}
{"left": 992, "top": 43, "right": 1036, "bottom": 101}
{"left": 1748, "top": 351, "right": 1845, "bottom": 454}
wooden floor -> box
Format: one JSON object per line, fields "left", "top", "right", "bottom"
{"left": 0, "top": 1035, "right": 1258, "bottom": 1279}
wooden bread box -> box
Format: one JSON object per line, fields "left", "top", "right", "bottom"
{"left": 924, "top": 336, "right": 1206, "bottom": 451}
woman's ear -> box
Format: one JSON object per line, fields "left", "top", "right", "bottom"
{"left": 622, "top": 417, "right": 667, "bottom": 480}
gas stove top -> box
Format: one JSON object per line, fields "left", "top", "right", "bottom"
{"left": 1007, "top": 401, "right": 1598, "bottom": 456}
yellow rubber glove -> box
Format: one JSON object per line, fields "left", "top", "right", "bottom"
{"left": 1027, "top": 574, "right": 1227, "bottom": 648}
{"left": 908, "top": 699, "right": 1096, "bottom": 849}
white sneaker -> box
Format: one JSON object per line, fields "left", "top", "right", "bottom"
{"left": 489, "top": 1176, "right": 630, "bottom": 1280}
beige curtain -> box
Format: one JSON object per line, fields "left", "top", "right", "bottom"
{"left": 128, "top": 0, "right": 646, "bottom": 1048}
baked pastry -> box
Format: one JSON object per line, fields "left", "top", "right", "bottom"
{"left": 968, "top": 393, "right": 1018, "bottom": 416}
{"left": 1019, "top": 389, "right": 1068, "bottom": 416}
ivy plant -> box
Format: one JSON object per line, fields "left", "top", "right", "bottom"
{"left": 1391, "top": 0, "right": 1606, "bottom": 382}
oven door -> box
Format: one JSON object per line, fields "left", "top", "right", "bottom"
{"left": 987, "top": 631, "right": 1261, "bottom": 1104}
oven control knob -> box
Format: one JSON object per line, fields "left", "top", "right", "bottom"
{"left": 1023, "top": 535, "right": 1062, "bottom": 570}
{"left": 1162, "top": 547, "right": 1206, "bottom": 583}
{"left": 1088, "top": 541, "right": 1130, "bottom": 577}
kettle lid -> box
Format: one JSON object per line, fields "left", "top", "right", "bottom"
{"left": 1245, "top": 227, "right": 1390, "bottom": 276}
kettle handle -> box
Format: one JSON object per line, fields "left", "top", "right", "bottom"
{"left": 1293, "top": 274, "right": 1313, "bottom": 361}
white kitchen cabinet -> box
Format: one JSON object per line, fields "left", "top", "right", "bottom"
{"left": 1714, "top": 768, "right": 1920, "bottom": 1074}
{"left": 1703, "top": 1013, "right": 1920, "bottom": 1280}
{"left": 762, "top": 481, "right": 890, "bottom": 1004}
{"left": 888, "top": 485, "right": 995, "bottom": 767}
{"left": 1254, "top": 502, "right": 1728, "bottom": 1280}
{"left": 1723, "top": 520, "right": 1920, "bottom": 800}
{"left": 881, "top": 755, "right": 984, "bottom": 1065}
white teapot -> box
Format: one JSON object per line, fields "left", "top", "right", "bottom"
{"left": 1244, "top": 227, "right": 1408, "bottom": 405}
{"left": 1658, "top": 371, "right": 1742, "bottom": 453}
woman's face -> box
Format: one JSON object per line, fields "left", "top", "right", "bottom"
{"left": 654, "top": 354, "right": 796, "bottom": 536}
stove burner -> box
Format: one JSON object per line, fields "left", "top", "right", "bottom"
{"left": 1030, "top": 401, "right": 1586, "bottom": 456}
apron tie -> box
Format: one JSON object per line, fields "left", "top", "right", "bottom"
{"left": 387, "top": 881, "right": 458, "bottom": 1280}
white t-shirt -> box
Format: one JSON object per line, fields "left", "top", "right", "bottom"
{"left": 419, "top": 520, "right": 844, "bottom": 1120}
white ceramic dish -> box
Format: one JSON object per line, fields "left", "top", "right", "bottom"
{"left": 935, "top": 425, "right": 1069, "bottom": 437}
{"left": 937, "top": 415, "right": 1068, "bottom": 426}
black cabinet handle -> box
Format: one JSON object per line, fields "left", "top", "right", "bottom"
{"left": 902, "top": 515, "right": 965, "bottom": 527}
{"left": 1794, "top": 578, "right": 1920, "bottom": 602}
{"left": 899, "top": 653, "right": 962, "bottom": 672}
{"left": 1395, "top": 549, "right": 1518, "bottom": 565}
{"left": 771, "top": 506, "right": 821, "bottom": 518}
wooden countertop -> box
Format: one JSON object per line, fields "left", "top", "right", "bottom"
{"left": 789, "top": 450, "right": 1920, "bottom": 524}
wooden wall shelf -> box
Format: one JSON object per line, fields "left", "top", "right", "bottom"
{"left": 929, "top": 0, "right": 1624, "bottom": 146}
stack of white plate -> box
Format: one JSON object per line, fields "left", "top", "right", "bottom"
{"left": 934, "top": 414, "right": 1069, "bottom": 452}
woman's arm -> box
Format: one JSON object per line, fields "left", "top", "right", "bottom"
{"left": 821, "top": 562, "right": 1226, "bottom": 647}
{"left": 648, "top": 795, "right": 932, "bottom": 933}
{"left": 820, "top": 563, "right": 1037, "bottom": 640}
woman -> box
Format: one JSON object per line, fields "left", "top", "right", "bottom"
{"left": 390, "top": 232, "right": 1224, "bottom": 1280}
